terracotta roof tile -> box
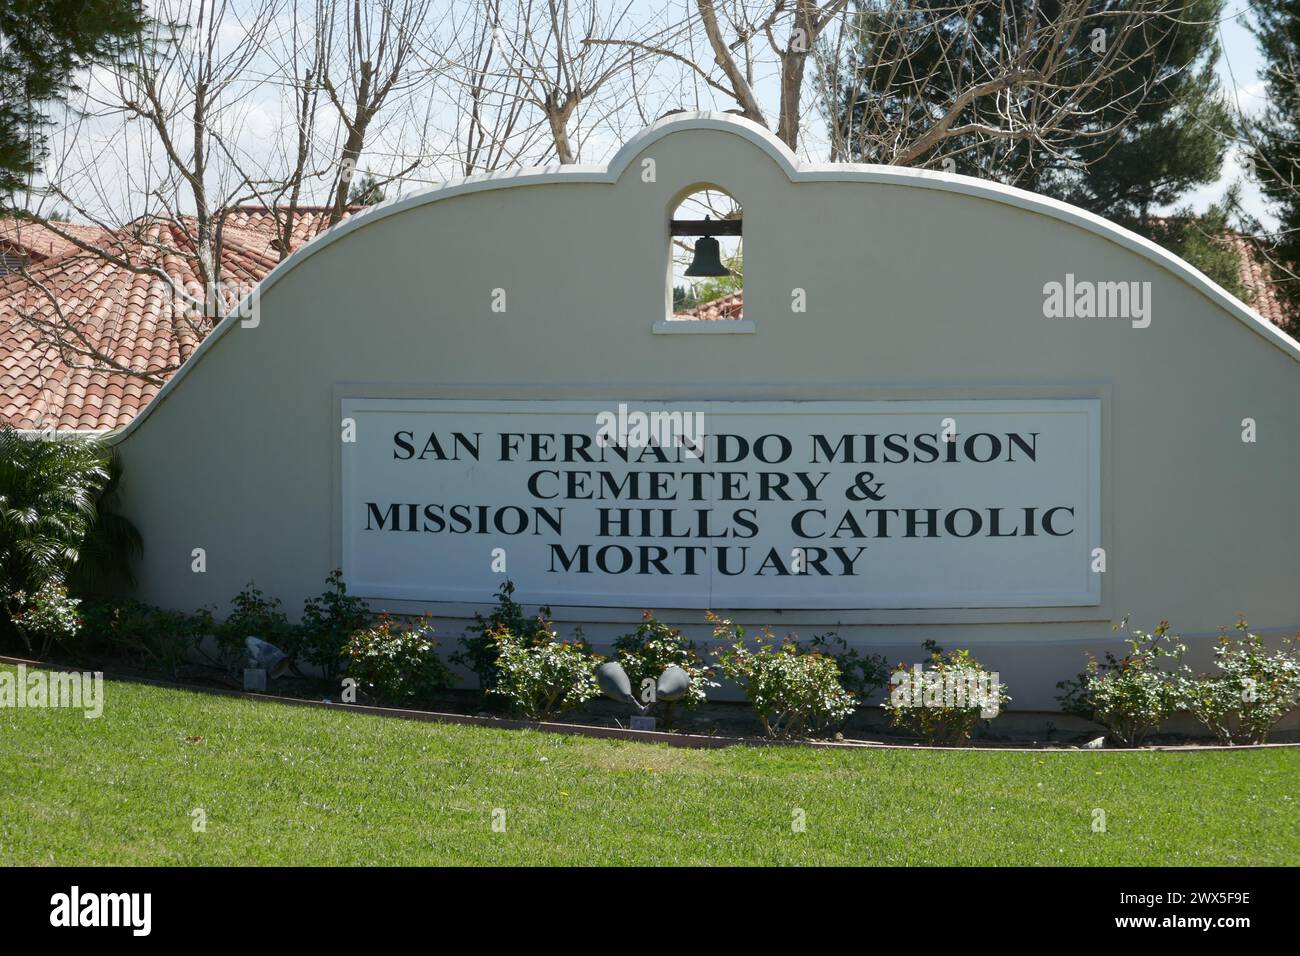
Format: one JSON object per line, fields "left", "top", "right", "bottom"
{"left": 0, "top": 207, "right": 351, "bottom": 430}
{"left": 672, "top": 289, "right": 744, "bottom": 321}
{"left": 0, "top": 220, "right": 113, "bottom": 262}
{"left": 1227, "top": 233, "right": 1292, "bottom": 329}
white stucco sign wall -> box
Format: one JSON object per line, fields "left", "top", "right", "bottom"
{"left": 108, "top": 113, "right": 1300, "bottom": 707}
{"left": 342, "top": 398, "right": 1101, "bottom": 609}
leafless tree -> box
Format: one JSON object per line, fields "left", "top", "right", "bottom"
{"left": 11, "top": 0, "right": 287, "bottom": 382}
{"left": 318, "top": 0, "right": 437, "bottom": 224}
{"left": 7, "top": 0, "right": 446, "bottom": 381}
{"left": 437, "top": 0, "right": 652, "bottom": 167}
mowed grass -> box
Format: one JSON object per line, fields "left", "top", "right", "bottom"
{"left": 0, "top": 665, "right": 1296, "bottom": 866}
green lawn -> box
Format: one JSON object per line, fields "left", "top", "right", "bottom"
{"left": 1, "top": 665, "right": 1296, "bottom": 865}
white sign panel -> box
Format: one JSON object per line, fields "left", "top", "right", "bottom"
{"left": 341, "top": 399, "right": 1101, "bottom": 609}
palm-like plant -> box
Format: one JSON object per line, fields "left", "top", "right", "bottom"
{"left": 0, "top": 428, "right": 106, "bottom": 589}
{"left": 68, "top": 451, "right": 142, "bottom": 596}
{"left": 0, "top": 426, "right": 141, "bottom": 652}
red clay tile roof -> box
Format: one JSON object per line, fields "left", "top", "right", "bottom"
{"left": 1227, "top": 233, "right": 1292, "bottom": 329}
{"left": 672, "top": 289, "right": 744, "bottom": 321}
{"left": 0, "top": 220, "right": 114, "bottom": 263}
{"left": 1, "top": 207, "right": 352, "bottom": 431}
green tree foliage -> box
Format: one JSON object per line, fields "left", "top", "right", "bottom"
{"left": 1145, "top": 199, "right": 1252, "bottom": 302}
{"left": 0, "top": 0, "right": 147, "bottom": 208}
{"left": 347, "top": 171, "right": 385, "bottom": 206}
{"left": 1248, "top": 0, "right": 1300, "bottom": 310}
{"left": 830, "top": 1, "right": 1231, "bottom": 225}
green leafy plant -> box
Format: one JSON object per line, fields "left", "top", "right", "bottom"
{"left": 66, "top": 451, "right": 142, "bottom": 598}
{"left": 0, "top": 428, "right": 139, "bottom": 650}
{"left": 1057, "top": 618, "right": 1186, "bottom": 747}
{"left": 80, "top": 598, "right": 213, "bottom": 677}
{"left": 212, "top": 583, "right": 297, "bottom": 675}
{"left": 1177, "top": 617, "right": 1300, "bottom": 744}
{"left": 613, "top": 610, "right": 718, "bottom": 727}
{"left": 4, "top": 580, "right": 82, "bottom": 659}
{"left": 709, "top": 614, "right": 855, "bottom": 739}
{"left": 799, "top": 631, "right": 890, "bottom": 702}
{"left": 453, "top": 580, "right": 552, "bottom": 696}
{"left": 299, "top": 569, "right": 372, "bottom": 681}
{"left": 883, "top": 640, "right": 1010, "bottom": 745}
{"left": 488, "top": 619, "right": 600, "bottom": 721}
{"left": 341, "top": 612, "right": 452, "bottom": 706}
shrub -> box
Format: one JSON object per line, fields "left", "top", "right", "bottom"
{"left": 710, "top": 614, "right": 855, "bottom": 739}
{"left": 1178, "top": 618, "right": 1300, "bottom": 744}
{"left": 612, "top": 611, "right": 718, "bottom": 727}
{"left": 213, "top": 583, "right": 297, "bottom": 675}
{"left": 341, "top": 613, "right": 452, "bottom": 705}
{"left": 452, "top": 580, "right": 552, "bottom": 696}
{"left": 4, "top": 580, "right": 82, "bottom": 659}
{"left": 81, "top": 599, "right": 213, "bottom": 677}
{"left": 883, "top": 641, "right": 1010, "bottom": 745}
{"left": 1057, "top": 619, "right": 1185, "bottom": 747}
{"left": 488, "top": 621, "right": 601, "bottom": 721}
{"left": 0, "top": 428, "right": 106, "bottom": 596}
{"left": 0, "top": 428, "right": 139, "bottom": 649}
{"left": 66, "top": 451, "right": 142, "bottom": 598}
{"left": 800, "top": 632, "right": 890, "bottom": 703}
{"left": 300, "top": 569, "right": 372, "bottom": 681}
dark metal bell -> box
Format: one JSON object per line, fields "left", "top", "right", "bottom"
{"left": 684, "top": 235, "right": 732, "bottom": 277}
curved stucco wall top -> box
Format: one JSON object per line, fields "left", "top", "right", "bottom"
{"left": 106, "top": 111, "right": 1300, "bottom": 444}
{"left": 110, "top": 113, "right": 1300, "bottom": 707}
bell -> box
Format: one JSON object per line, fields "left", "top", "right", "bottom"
{"left": 684, "top": 234, "right": 732, "bottom": 277}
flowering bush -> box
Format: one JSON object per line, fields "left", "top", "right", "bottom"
{"left": 883, "top": 641, "right": 1010, "bottom": 745}
{"left": 489, "top": 621, "right": 601, "bottom": 721}
{"left": 1057, "top": 619, "right": 1185, "bottom": 747}
{"left": 453, "top": 580, "right": 552, "bottom": 697}
{"left": 5, "top": 580, "right": 82, "bottom": 659}
{"left": 613, "top": 610, "right": 718, "bottom": 726}
{"left": 341, "top": 613, "right": 452, "bottom": 705}
{"left": 710, "top": 614, "right": 855, "bottom": 739}
{"left": 1178, "top": 618, "right": 1300, "bottom": 744}
{"left": 799, "top": 632, "right": 890, "bottom": 703}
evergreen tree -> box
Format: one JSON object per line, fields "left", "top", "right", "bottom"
{"left": 347, "top": 171, "right": 385, "bottom": 206}
{"left": 0, "top": 0, "right": 146, "bottom": 209}
{"left": 1146, "top": 197, "right": 1252, "bottom": 302}
{"left": 1248, "top": 0, "right": 1300, "bottom": 309}
{"left": 831, "top": 1, "right": 1231, "bottom": 225}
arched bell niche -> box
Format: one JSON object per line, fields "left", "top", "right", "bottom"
{"left": 667, "top": 186, "right": 743, "bottom": 323}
